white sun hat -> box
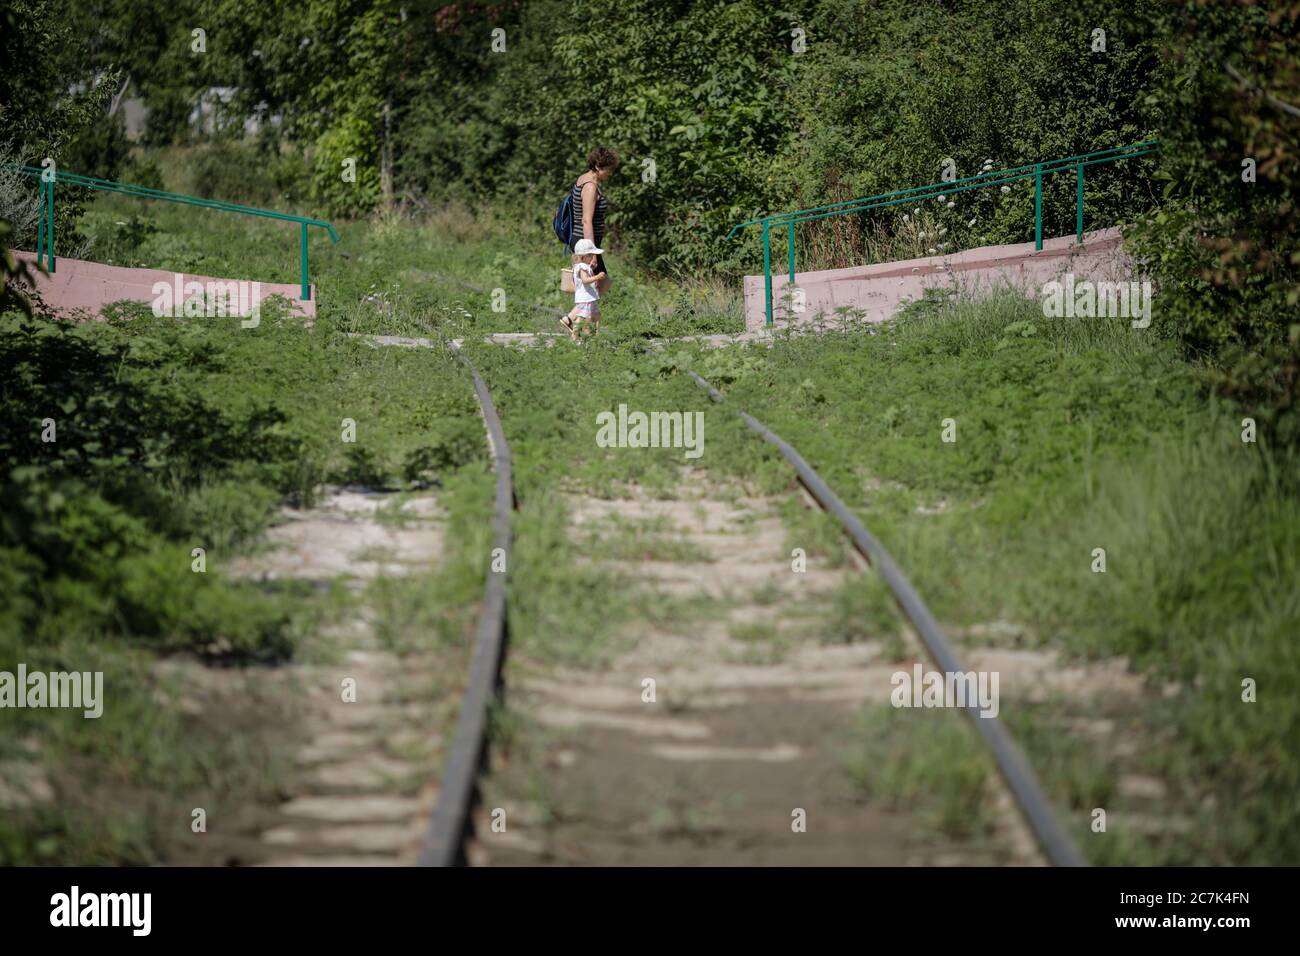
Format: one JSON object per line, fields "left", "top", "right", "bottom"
{"left": 573, "top": 238, "right": 604, "bottom": 256}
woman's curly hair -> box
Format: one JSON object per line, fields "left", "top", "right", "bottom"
{"left": 586, "top": 146, "right": 620, "bottom": 172}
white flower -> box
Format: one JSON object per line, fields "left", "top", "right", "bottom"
{"left": 1000, "top": 185, "right": 1011, "bottom": 194}
{"left": 927, "top": 247, "right": 937, "bottom": 255}
{"left": 937, "top": 194, "right": 946, "bottom": 201}
{"left": 902, "top": 214, "right": 910, "bottom": 222}
{"left": 968, "top": 218, "right": 978, "bottom": 227}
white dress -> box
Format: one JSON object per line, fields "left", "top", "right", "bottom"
{"left": 573, "top": 262, "right": 600, "bottom": 315}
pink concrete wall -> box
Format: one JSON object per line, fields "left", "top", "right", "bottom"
{"left": 743, "top": 228, "right": 1132, "bottom": 333}
{"left": 11, "top": 250, "right": 316, "bottom": 320}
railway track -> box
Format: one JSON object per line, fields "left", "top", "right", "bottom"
{"left": 416, "top": 337, "right": 1084, "bottom": 867}
{"left": 685, "top": 370, "right": 1085, "bottom": 868}
{"left": 417, "top": 345, "right": 515, "bottom": 866}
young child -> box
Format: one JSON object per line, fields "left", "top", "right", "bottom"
{"left": 562, "top": 238, "right": 607, "bottom": 339}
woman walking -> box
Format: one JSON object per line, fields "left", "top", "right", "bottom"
{"left": 567, "top": 147, "right": 619, "bottom": 295}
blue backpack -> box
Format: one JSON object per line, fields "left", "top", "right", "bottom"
{"left": 553, "top": 188, "right": 575, "bottom": 247}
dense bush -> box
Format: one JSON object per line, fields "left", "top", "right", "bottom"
{"left": 174, "top": 140, "right": 312, "bottom": 207}
{"left": 0, "top": 312, "right": 307, "bottom": 657}
{"left": 1128, "top": 0, "right": 1300, "bottom": 446}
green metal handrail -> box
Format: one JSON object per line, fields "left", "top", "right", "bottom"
{"left": 4, "top": 163, "right": 340, "bottom": 300}
{"left": 727, "top": 141, "right": 1160, "bottom": 326}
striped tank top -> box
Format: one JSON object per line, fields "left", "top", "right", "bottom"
{"left": 571, "top": 177, "right": 608, "bottom": 245}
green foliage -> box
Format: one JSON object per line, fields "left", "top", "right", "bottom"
{"left": 75, "top": 0, "right": 208, "bottom": 147}
{"left": 401, "top": 417, "right": 485, "bottom": 486}
{"left": 844, "top": 705, "right": 996, "bottom": 841}
{"left": 63, "top": 111, "right": 131, "bottom": 183}
{"left": 175, "top": 140, "right": 311, "bottom": 208}
{"left": 0, "top": 0, "right": 120, "bottom": 162}
{"left": 0, "top": 220, "right": 37, "bottom": 316}
{"left": 0, "top": 313, "right": 304, "bottom": 658}
{"left": 0, "top": 0, "right": 123, "bottom": 248}
{"left": 204, "top": 0, "right": 408, "bottom": 215}
{"left": 1128, "top": 0, "right": 1300, "bottom": 445}
{"left": 774, "top": 0, "right": 1163, "bottom": 267}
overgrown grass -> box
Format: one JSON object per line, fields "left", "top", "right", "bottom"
{"left": 690, "top": 292, "right": 1300, "bottom": 865}
{"left": 842, "top": 704, "right": 999, "bottom": 843}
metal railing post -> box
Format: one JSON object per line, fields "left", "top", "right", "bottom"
{"left": 1034, "top": 163, "right": 1043, "bottom": 251}
{"left": 47, "top": 176, "right": 56, "bottom": 273}
{"left": 36, "top": 178, "right": 46, "bottom": 269}
{"left": 1075, "top": 163, "right": 1084, "bottom": 242}
{"left": 787, "top": 221, "right": 795, "bottom": 284}
{"left": 300, "top": 221, "right": 310, "bottom": 300}
{"left": 762, "top": 222, "right": 773, "bottom": 326}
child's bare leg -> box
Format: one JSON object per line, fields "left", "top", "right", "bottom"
{"left": 561, "top": 307, "right": 581, "bottom": 339}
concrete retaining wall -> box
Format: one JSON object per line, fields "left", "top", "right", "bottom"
{"left": 12, "top": 250, "right": 316, "bottom": 321}
{"left": 743, "top": 228, "right": 1132, "bottom": 333}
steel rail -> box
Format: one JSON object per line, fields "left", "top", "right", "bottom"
{"left": 418, "top": 346, "right": 515, "bottom": 867}
{"left": 687, "top": 369, "right": 1086, "bottom": 868}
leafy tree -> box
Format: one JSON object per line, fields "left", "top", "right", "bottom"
{"left": 1, "top": 0, "right": 123, "bottom": 251}
{"left": 206, "top": 0, "right": 417, "bottom": 215}
{"left": 76, "top": 0, "right": 207, "bottom": 147}
{"left": 0, "top": 0, "right": 119, "bottom": 162}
